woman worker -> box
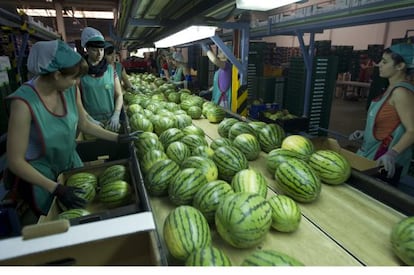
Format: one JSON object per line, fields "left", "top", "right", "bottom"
{"left": 104, "top": 41, "right": 135, "bottom": 92}
{"left": 79, "top": 27, "right": 123, "bottom": 132}
{"left": 349, "top": 43, "right": 414, "bottom": 179}
{"left": 5, "top": 40, "right": 138, "bottom": 224}
{"left": 169, "top": 51, "right": 191, "bottom": 89}
{"left": 200, "top": 43, "right": 232, "bottom": 110}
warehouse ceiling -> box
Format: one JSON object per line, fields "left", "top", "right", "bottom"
{"left": 0, "top": 0, "right": 245, "bottom": 51}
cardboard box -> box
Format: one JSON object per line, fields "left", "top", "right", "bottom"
{"left": 311, "top": 137, "right": 377, "bottom": 171}
{"left": 39, "top": 158, "right": 144, "bottom": 225}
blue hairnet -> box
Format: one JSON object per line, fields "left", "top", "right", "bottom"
{"left": 390, "top": 43, "right": 414, "bottom": 69}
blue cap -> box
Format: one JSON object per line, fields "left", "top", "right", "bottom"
{"left": 390, "top": 43, "right": 414, "bottom": 69}
{"left": 27, "top": 40, "right": 82, "bottom": 75}
{"left": 81, "top": 27, "right": 105, "bottom": 48}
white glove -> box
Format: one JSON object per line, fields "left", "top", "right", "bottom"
{"left": 108, "top": 110, "right": 121, "bottom": 132}
{"left": 376, "top": 149, "right": 398, "bottom": 178}
{"left": 87, "top": 115, "right": 104, "bottom": 127}
{"left": 349, "top": 130, "right": 364, "bottom": 141}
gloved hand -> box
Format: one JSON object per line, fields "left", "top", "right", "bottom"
{"left": 376, "top": 149, "right": 398, "bottom": 178}
{"left": 109, "top": 110, "right": 121, "bottom": 132}
{"left": 88, "top": 115, "right": 104, "bottom": 127}
{"left": 118, "top": 131, "right": 142, "bottom": 143}
{"left": 200, "top": 42, "right": 210, "bottom": 52}
{"left": 199, "top": 90, "right": 212, "bottom": 97}
{"left": 53, "top": 184, "right": 87, "bottom": 210}
{"left": 349, "top": 130, "right": 364, "bottom": 141}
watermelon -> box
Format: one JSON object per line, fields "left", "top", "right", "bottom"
{"left": 158, "top": 128, "right": 184, "bottom": 149}
{"left": 241, "top": 250, "right": 304, "bottom": 266}
{"left": 215, "top": 192, "right": 272, "bottom": 248}
{"left": 130, "top": 117, "right": 153, "bottom": 133}
{"left": 193, "top": 180, "right": 234, "bottom": 223}
{"left": 182, "top": 156, "right": 218, "bottom": 182}
{"left": 66, "top": 172, "right": 97, "bottom": 189}
{"left": 144, "top": 159, "right": 180, "bottom": 196}
{"left": 98, "top": 180, "right": 132, "bottom": 208}
{"left": 153, "top": 116, "right": 175, "bottom": 136}
{"left": 185, "top": 246, "right": 232, "bottom": 266}
{"left": 217, "top": 118, "right": 238, "bottom": 138}
{"left": 212, "top": 146, "right": 249, "bottom": 182}
{"left": 309, "top": 150, "right": 351, "bottom": 185}
{"left": 99, "top": 165, "right": 129, "bottom": 187}
{"left": 210, "top": 137, "right": 233, "bottom": 151}
{"left": 248, "top": 121, "right": 267, "bottom": 132}
{"left": 275, "top": 158, "right": 321, "bottom": 203}
{"left": 390, "top": 216, "right": 414, "bottom": 265}
{"left": 163, "top": 205, "right": 212, "bottom": 261}
{"left": 232, "top": 133, "right": 261, "bottom": 161}
{"left": 228, "top": 121, "right": 256, "bottom": 140}
{"left": 134, "top": 133, "right": 164, "bottom": 157}
{"left": 231, "top": 169, "right": 268, "bottom": 198}
{"left": 281, "top": 135, "right": 314, "bottom": 158}
{"left": 187, "top": 106, "right": 202, "bottom": 119}
{"left": 168, "top": 168, "right": 208, "bottom": 205}
{"left": 266, "top": 148, "right": 309, "bottom": 177}
{"left": 191, "top": 145, "right": 215, "bottom": 159}
{"left": 181, "top": 134, "right": 208, "bottom": 152}
{"left": 175, "top": 114, "right": 193, "bottom": 129}
{"left": 166, "top": 141, "right": 191, "bottom": 165}
{"left": 141, "top": 149, "right": 168, "bottom": 175}
{"left": 267, "top": 195, "right": 302, "bottom": 232}
{"left": 182, "top": 125, "right": 205, "bottom": 137}
{"left": 127, "top": 104, "right": 143, "bottom": 117}
{"left": 58, "top": 209, "right": 91, "bottom": 220}
{"left": 206, "top": 107, "right": 226, "bottom": 123}
{"left": 258, "top": 124, "right": 286, "bottom": 153}
{"left": 65, "top": 180, "right": 96, "bottom": 204}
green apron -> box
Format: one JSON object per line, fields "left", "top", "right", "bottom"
{"left": 7, "top": 82, "right": 83, "bottom": 214}
{"left": 212, "top": 69, "right": 231, "bottom": 109}
{"left": 115, "top": 62, "right": 123, "bottom": 81}
{"left": 80, "top": 65, "right": 115, "bottom": 123}
{"left": 357, "top": 82, "right": 414, "bottom": 176}
{"left": 172, "top": 66, "right": 183, "bottom": 83}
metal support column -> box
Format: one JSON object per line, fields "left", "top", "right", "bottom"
{"left": 296, "top": 30, "right": 315, "bottom": 118}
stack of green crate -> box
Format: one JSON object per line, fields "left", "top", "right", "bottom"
{"left": 252, "top": 76, "right": 276, "bottom": 103}
{"left": 284, "top": 56, "right": 338, "bottom": 136}
{"left": 333, "top": 45, "right": 354, "bottom": 73}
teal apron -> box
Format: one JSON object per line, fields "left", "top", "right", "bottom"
{"left": 357, "top": 82, "right": 414, "bottom": 176}
{"left": 6, "top": 82, "right": 83, "bottom": 214}
{"left": 172, "top": 66, "right": 183, "bottom": 83}
{"left": 212, "top": 69, "right": 231, "bottom": 109}
{"left": 115, "top": 62, "right": 123, "bottom": 81}
{"left": 80, "top": 65, "right": 115, "bottom": 123}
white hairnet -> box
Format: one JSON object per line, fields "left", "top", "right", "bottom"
{"left": 172, "top": 52, "right": 184, "bottom": 63}
{"left": 27, "top": 40, "right": 82, "bottom": 75}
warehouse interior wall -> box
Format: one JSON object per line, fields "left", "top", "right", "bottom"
{"left": 263, "top": 19, "right": 414, "bottom": 50}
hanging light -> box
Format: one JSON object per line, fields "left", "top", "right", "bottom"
{"left": 236, "top": 0, "right": 303, "bottom": 11}
{"left": 154, "top": 25, "right": 217, "bottom": 48}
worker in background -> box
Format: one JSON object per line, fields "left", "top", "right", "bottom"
{"left": 349, "top": 43, "right": 414, "bottom": 179}
{"left": 357, "top": 54, "right": 375, "bottom": 97}
{"left": 169, "top": 51, "right": 191, "bottom": 89}
{"left": 199, "top": 42, "right": 232, "bottom": 110}
{"left": 104, "top": 41, "right": 136, "bottom": 92}
{"left": 4, "top": 40, "right": 139, "bottom": 225}
{"left": 79, "top": 27, "right": 123, "bottom": 132}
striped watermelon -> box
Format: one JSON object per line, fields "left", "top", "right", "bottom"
{"left": 158, "top": 128, "right": 184, "bottom": 149}
{"left": 168, "top": 168, "right": 208, "bottom": 205}
{"left": 266, "top": 148, "right": 309, "bottom": 177}
{"left": 309, "top": 150, "right": 351, "bottom": 185}
{"left": 206, "top": 107, "right": 226, "bottom": 123}
{"left": 212, "top": 146, "right": 249, "bottom": 182}
{"left": 99, "top": 165, "right": 129, "bottom": 187}
{"left": 134, "top": 133, "right": 164, "bottom": 157}
{"left": 58, "top": 209, "right": 91, "bottom": 220}
{"left": 191, "top": 145, "right": 215, "bottom": 159}
{"left": 174, "top": 109, "right": 187, "bottom": 116}
{"left": 267, "top": 195, "right": 302, "bottom": 232}
{"left": 153, "top": 116, "right": 175, "bottom": 136}
{"left": 258, "top": 124, "right": 286, "bottom": 153}
{"left": 175, "top": 114, "right": 193, "bottom": 129}
{"left": 66, "top": 172, "right": 97, "bottom": 189}
{"left": 67, "top": 180, "right": 96, "bottom": 204}
{"left": 181, "top": 134, "right": 208, "bottom": 152}
{"left": 241, "top": 250, "right": 304, "bottom": 266}
{"left": 166, "top": 141, "right": 191, "bottom": 165}
{"left": 187, "top": 106, "right": 202, "bottom": 119}
{"left": 231, "top": 169, "right": 268, "bottom": 198}
{"left": 182, "top": 156, "right": 218, "bottom": 182}
{"left": 130, "top": 117, "right": 153, "bottom": 133}
{"left": 390, "top": 216, "right": 414, "bottom": 265}
{"left": 281, "top": 135, "right": 314, "bottom": 158}
{"left": 180, "top": 99, "right": 193, "bottom": 111}
{"left": 192, "top": 180, "right": 234, "bottom": 223}
{"left": 144, "top": 159, "right": 180, "bottom": 196}
{"left": 248, "top": 121, "right": 267, "bottom": 132}
{"left": 126, "top": 103, "right": 143, "bottom": 117}
{"left": 185, "top": 246, "right": 232, "bottom": 266}
{"left": 210, "top": 137, "right": 233, "bottom": 151}
{"left": 232, "top": 133, "right": 261, "bottom": 161}
{"left": 215, "top": 192, "right": 272, "bottom": 248}
{"left": 141, "top": 149, "right": 168, "bottom": 175}
{"left": 275, "top": 158, "right": 321, "bottom": 203}
{"left": 163, "top": 205, "right": 212, "bottom": 261}
{"left": 217, "top": 118, "right": 238, "bottom": 138}
{"left": 182, "top": 125, "right": 205, "bottom": 137}
{"left": 228, "top": 121, "right": 256, "bottom": 140}
{"left": 98, "top": 180, "right": 132, "bottom": 208}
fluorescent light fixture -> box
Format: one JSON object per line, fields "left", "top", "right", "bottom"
{"left": 132, "top": 48, "right": 157, "bottom": 58}
{"left": 236, "top": 0, "right": 302, "bottom": 11}
{"left": 154, "top": 25, "right": 217, "bottom": 48}
{"left": 17, "top": 8, "right": 114, "bottom": 19}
